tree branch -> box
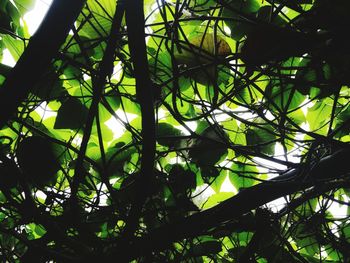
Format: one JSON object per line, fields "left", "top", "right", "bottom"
{"left": 105, "top": 148, "right": 350, "bottom": 261}
{"left": 0, "top": 0, "right": 86, "bottom": 127}
{"left": 119, "top": 0, "right": 156, "bottom": 243}
{"left": 70, "top": 0, "right": 125, "bottom": 202}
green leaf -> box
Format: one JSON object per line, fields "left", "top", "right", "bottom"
{"left": 168, "top": 164, "right": 196, "bottom": 194}
{"left": 334, "top": 104, "right": 350, "bottom": 137}
{"left": 104, "top": 142, "right": 137, "bottom": 177}
{"left": 202, "top": 192, "right": 234, "bottom": 209}
{"left": 188, "top": 0, "right": 216, "bottom": 12}
{"left": 105, "top": 89, "right": 121, "bottom": 110}
{"left": 288, "top": 108, "right": 306, "bottom": 126}
{"left": 295, "top": 58, "right": 338, "bottom": 97}
{"left": 87, "top": 0, "right": 115, "bottom": 18}
{"left": 86, "top": 142, "right": 101, "bottom": 161}
{"left": 34, "top": 224, "right": 47, "bottom": 237}
{"left": 16, "top": 136, "right": 60, "bottom": 187}
{"left": 275, "top": 0, "right": 312, "bottom": 12}
{"left": 54, "top": 97, "right": 88, "bottom": 130}
{"left": 222, "top": 119, "right": 246, "bottom": 145}
{"left": 189, "top": 124, "right": 228, "bottom": 166}
{"left": 77, "top": 0, "right": 116, "bottom": 39}
{"left": 235, "top": 82, "right": 255, "bottom": 105}
{"left": 210, "top": 169, "right": 228, "bottom": 193}
{"left": 121, "top": 96, "right": 141, "bottom": 115}
{"left": 156, "top": 122, "right": 183, "bottom": 147}
{"left": 229, "top": 162, "right": 259, "bottom": 189}
{"left": 63, "top": 64, "right": 83, "bottom": 88}
{"left": 98, "top": 122, "right": 114, "bottom": 142}
{"left": 14, "top": 0, "right": 35, "bottom": 15}
{"left": 1, "top": 34, "right": 24, "bottom": 60}
{"left": 64, "top": 35, "right": 95, "bottom": 59}
{"left": 221, "top": 0, "right": 260, "bottom": 13}
{"left": 245, "top": 123, "right": 276, "bottom": 155}
{"left": 306, "top": 100, "right": 332, "bottom": 134}
{"left": 256, "top": 6, "right": 286, "bottom": 26}
{"left": 26, "top": 223, "right": 47, "bottom": 239}
{"left": 189, "top": 240, "right": 222, "bottom": 256}
{"left": 3, "top": 1, "right": 20, "bottom": 31}
{"left": 265, "top": 80, "right": 305, "bottom": 113}
{"left": 220, "top": 0, "right": 261, "bottom": 40}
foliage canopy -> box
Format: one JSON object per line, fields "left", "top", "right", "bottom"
{"left": 0, "top": 0, "right": 350, "bottom": 262}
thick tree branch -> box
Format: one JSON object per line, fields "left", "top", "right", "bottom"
{"left": 120, "top": 0, "right": 156, "bottom": 242}
{"left": 0, "top": 0, "right": 86, "bottom": 127}
{"left": 105, "top": 148, "right": 350, "bottom": 261}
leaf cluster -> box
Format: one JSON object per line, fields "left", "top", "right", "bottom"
{"left": 0, "top": 0, "right": 349, "bottom": 262}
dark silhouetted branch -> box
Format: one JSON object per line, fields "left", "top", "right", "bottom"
{"left": 0, "top": 0, "right": 86, "bottom": 127}
{"left": 103, "top": 148, "right": 350, "bottom": 261}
